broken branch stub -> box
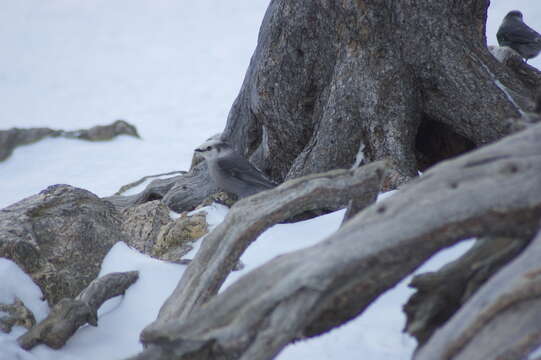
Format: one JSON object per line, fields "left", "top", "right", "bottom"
{"left": 404, "top": 235, "right": 531, "bottom": 345}
{"left": 133, "top": 123, "right": 541, "bottom": 360}
{"left": 414, "top": 225, "right": 541, "bottom": 360}
{"left": 18, "top": 271, "right": 139, "bottom": 350}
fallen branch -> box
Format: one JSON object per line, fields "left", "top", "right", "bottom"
{"left": 145, "top": 161, "right": 386, "bottom": 328}
{"left": 414, "top": 226, "right": 541, "bottom": 360}
{"left": 114, "top": 171, "right": 186, "bottom": 196}
{"left": 18, "top": 271, "right": 139, "bottom": 350}
{"left": 133, "top": 123, "right": 541, "bottom": 360}
{"left": 404, "top": 235, "right": 531, "bottom": 345}
{"left": 105, "top": 162, "right": 219, "bottom": 213}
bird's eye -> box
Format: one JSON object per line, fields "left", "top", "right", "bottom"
{"left": 206, "top": 146, "right": 212, "bottom": 151}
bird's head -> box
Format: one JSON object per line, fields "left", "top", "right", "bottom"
{"left": 195, "top": 139, "right": 233, "bottom": 160}
{"left": 505, "top": 10, "right": 523, "bottom": 21}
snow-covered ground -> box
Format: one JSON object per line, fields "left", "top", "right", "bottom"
{"left": 0, "top": 1, "right": 539, "bottom": 359}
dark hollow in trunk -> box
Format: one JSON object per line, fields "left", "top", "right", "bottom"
{"left": 415, "top": 115, "right": 477, "bottom": 171}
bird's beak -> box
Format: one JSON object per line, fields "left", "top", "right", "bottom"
{"left": 194, "top": 148, "right": 203, "bottom": 152}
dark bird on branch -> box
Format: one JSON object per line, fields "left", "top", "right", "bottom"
{"left": 195, "top": 139, "right": 277, "bottom": 198}
{"left": 497, "top": 10, "right": 541, "bottom": 62}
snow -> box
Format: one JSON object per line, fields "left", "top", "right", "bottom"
{"left": 0, "top": 1, "right": 539, "bottom": 359}
{"left": 0, "top": 260, "right": 48, "bottom": 322}
{"left": 529, "top": 345, "right": 541, "bottom": 360}
{"left": 30, "top": 242, "right": 186, "bottom": 360}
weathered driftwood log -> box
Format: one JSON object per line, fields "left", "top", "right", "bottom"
{"left": 0, "top": 185, "right": 124, "bottom": 305}
{"left": 222, "top": 0, "right": 536, "bottom": 188}
{"left": 114, "top": 171, "right": 186, "bottom": 196}
{"left": 143, "top": 160, "right": 386, "bottom": 331}
{"left": 0, "top": 120, "right": 140, "bottom": 162}
{"left": 18, "top": 271, "right": 139, "bottom": 350}
{"left": 414, "top": 226, "right": 541, "bottom": 360}
{"left": 132, "top": 123, "right": 541, "bottom": 360}
{"left": 404, "top": 235, "right": 531, "bottom": 345}
{"left": 341, "top": 171, "right": 381, "bottom": 224}
{"left": 105, "top": 161, "right": 219, "bottom": 213}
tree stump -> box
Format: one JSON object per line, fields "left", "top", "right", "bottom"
{"left": 222, "top": 0, "right": 538, "bottom": 188}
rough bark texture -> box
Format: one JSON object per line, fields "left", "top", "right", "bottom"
{"left": 414, "top": 226, "right": 541, "bottom": 360}
{"left": 0, "top": 120, "right": 140, "bottom": 162}
{"left": 404, "top": 235, "right": 531, "bottom": 345}
{"left": 132, "top": 123, "right": 541, "bottom": 360}
{"left": 105, "top": 161, "right": 219, "bottom": 213}
{"left": 18, "top": 271, "right": 139, "bottom": 350}
{"left": 114, "top": 171, "right": 186, "bottom": 196}
{"left": 143, "top": 160, "right": 386, "bottom": 332}
{"left": 221, "top": 0, "right": 538, "bottom": 188}
{"left": 489, "top": 46, "right": 541, "bottom": 93}
{"left": 0, "top": 185, "right": 124, "bottom": 305}
{"left": 341, "top": 175, "right": 381, "bottom": 225}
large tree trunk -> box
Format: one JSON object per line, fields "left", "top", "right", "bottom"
{"left": 105, "top": 0, "right": 541, "bottom": 214}
{"left": 223, "top": 0, "right": 537, "bottom": 187}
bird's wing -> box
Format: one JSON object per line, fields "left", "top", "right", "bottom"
{"left": 216, "top": 156, "right": 277, "bottom": 189}
{"left": 498, "top": 22, "right": 541, "bottom": 45}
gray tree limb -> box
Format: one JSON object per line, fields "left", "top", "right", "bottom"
{"left": 114, "top": 171, "right": 186, "bottom": 196}
{"left": 18, "top": 271, "right": 139, "bottom": 350}
{"left": 105, "top": 161, "right": 218, "bottom": 213}
{"left": 404, "top": 235, "right": 531, "bottom": 345}
{"left": 414, "top": 225, "right": 541, "bottom": 360}
{"left": 132, "top": 123, "right": 541, "bottom": 360}
{"left": 143, "top": 160, "right": 386, "bottom": 330}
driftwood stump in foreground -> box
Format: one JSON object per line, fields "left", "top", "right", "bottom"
{"left": 131, "top": 122, "right": 541, "bottom": 360}
{"left": 145, "top": 160, "right": 386, "bottom": 328}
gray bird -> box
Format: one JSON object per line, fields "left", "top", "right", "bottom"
{"left": 195, "top": 139, "right": 276, "bottom": 198}
{"left": 497, "top": 10, "right": 541, "bottom": 62}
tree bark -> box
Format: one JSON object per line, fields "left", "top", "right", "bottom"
{"left": 105, "top": 162, "right": 219, "bottom": 213}
{"left": 18, "top": 271, "right": 139, "bottom": 350}
{"left": 404, "top": 235, "right": 531, "bottom": 345}
{"left": 104, "top": 1, "right": 541, "bottom": 215}
{"left": 143, "top": 161, "right": 386, "bottom": 330}
{"left": 414, "top": 226, "right": 541, "bottom": 360}
{"left": 222, "top": 0, "right": 538, "bottom": 188}
{"left": 131, "top": 122, "right": 541, "bottom": 360}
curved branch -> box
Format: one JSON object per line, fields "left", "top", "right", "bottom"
{"left": 415, "top": 226, "right": 541, "bottom": 360}
{"left": 144, "top": 161, "right": 386, "bottom": 329}
{"left": 133, "top": 123, "right": 541, "bottom": 360}
{"left": 18, "top": 271, "right": 139, "bottom": 350}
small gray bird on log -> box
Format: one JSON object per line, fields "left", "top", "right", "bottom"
{"left": 195, "top": 139, "right": 276, "bottom": 198}
{"left": 497, "top": 10, "right": 541, "bottom": 62}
